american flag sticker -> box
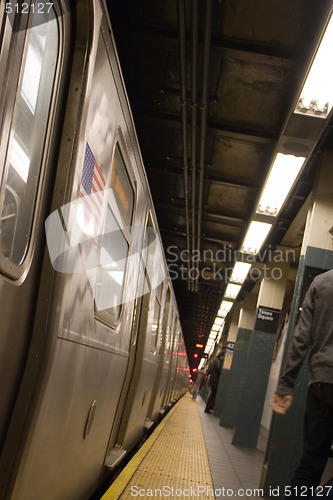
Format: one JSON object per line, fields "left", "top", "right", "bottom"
{"left": 79, "top": 143, "right": 106, "bottom": 245}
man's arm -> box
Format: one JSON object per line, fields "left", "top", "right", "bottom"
{"left": 271, "top": 282, "right": 315, "bottom": 414}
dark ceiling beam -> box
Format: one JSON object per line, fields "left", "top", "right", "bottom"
{"left": 112, "top": 26, "right": 299, "bottom": 60}
{"left": 207, "top": 174, "right": 257, "bottom": 190}
{"left": 155, "top": 202, "right": 246, "bottom": 225}
{"left": 211, "top": 35, "right": 300, "bottom": 60}
{"left": 134, "top": 107, "right": 277, "bottom": 141}
{"left": 148, "top": 159, "right": 257, "bottom": 190}
{"left": 162, "top": 228, "right": 238, "bottom": 248}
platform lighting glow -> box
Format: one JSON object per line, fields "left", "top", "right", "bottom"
{"left": 230, "top": 262, "right": 252, "bottom": 284}
{"left": 204, "top": 344, "right": 214, "bottom": 355}
{"left": 257, "top": 154, "right": 306, "bottom": 217}
{"left": 218, "top": 300, "right": 233, "bottom": 317}
{"left": 198, "top": 359, "right": 205, "bottom": 369}
{"left": 216, "top": 323, "right": 225, "bottom": 343}
{"left": 224, "top": 283, "right": 241, "bottom": 300}
{"left": 241, "top": 221, "right": 272, "bottom": 255}
{"left": 296, "top": 12, "right": 333, "bottom": 117}
{"left": 211, "top": 324, "right": 219, "bottom": 332}
{"left": 216, "top": 331, "right": 223, "bottom": 344}
{"left": 214, "top": 317, "right": 224, "bottom": 327}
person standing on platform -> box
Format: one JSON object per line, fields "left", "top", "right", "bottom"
{"left": 271, "top": 269, "right": 333, "bottom": 496}
{"left": 192, "top": 369, "right": 206, "bottom": 401}
{"left": 205, "top": 350, "right": 225, "bottom": 413}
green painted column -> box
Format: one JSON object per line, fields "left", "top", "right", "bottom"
{"left": 232, "top": 258, "right": 290, "bottom": 447}
{"left": 261, "top": 151, "right": 333, "bottom": 497}
{"left": 215, "top": 302, "right": 241, "bottom": 417}
{"left": 219, "top": 291, "right": 258, "bottom": 427}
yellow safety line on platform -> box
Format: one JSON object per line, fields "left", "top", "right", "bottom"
{"left": 101, "top": 401, "right": 178, "bottom": 499}
{"left": 102, "top": 393, "right": 214, "bottom": 499}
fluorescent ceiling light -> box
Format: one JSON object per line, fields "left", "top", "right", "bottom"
{"left": 198, "top": 359, "right": 204, "bottom": 369}
{"left": 214, "top": 317, "right": 224, "bottom": 326}
{"left": 230, "top": 262, "right": 252, "bottom": 284}
{"left": 257, "top": 154, "right": 306, "bottom": 217}
{"left": 216, "top": 323, "right": 225, "bottom": 343}
{"left": 296, "top": 13, "right": 333, "bottom": 118}
{"left": 241, "top": 221, "right": 272, "bottom": 255}
{"left": 205, "top": 344, "right": 214, "bottom": 356}
{"left": 218, "top": 300, "right": 233, "bottom": 317}
{"left": 211, "top": 325, "right": 219, "bottom": 332}
{"left": 225, "top": 283, "right": 241, "bottom": 300}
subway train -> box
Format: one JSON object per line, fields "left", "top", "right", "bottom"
{"left": 0, "top": 0, "right": 189, "bottom": 498}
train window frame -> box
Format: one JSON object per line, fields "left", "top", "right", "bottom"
{"left": 137, "top": 212, "right": 164, "bottom": 355}
{"left": 94, "top": 140, "right": 136, "bottom": 326}
{"left": 0, "top": 0, "right": 62, "bottom": 279}
{"left": 150, "top": 281, "right": 163, "bottom": 353}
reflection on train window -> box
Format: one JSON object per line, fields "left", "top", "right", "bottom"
{"left": 95, "top": 207, "right": 129, "bottom": 319}
{"left": 111, "top": 146, "right": 134, "bottom": 229}
{"left": 0, "top": 9, "right": 58, "bottom": 267}
{"left": 95, "top": 145, "right": 134, "bottom": 322}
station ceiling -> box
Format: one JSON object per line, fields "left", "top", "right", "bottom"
{"left": 106, "top": 0, "right": 333, "bottom": 368}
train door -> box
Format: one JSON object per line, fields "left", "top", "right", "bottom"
{"left": 105, "top": 212, "right": 167, "bottom": 465}
{"left": 160, "top": 310, "right": 177, "bottom": 409}
{"left": 145, "top": 286, "right": 171, "bottom": 422}
{"left": 0, "top": 1, "right": 69, "bottom": 494}
{"left": 166, "top": 323, "right": 181, "bottom": 405}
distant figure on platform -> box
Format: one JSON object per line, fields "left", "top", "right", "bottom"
{"left": 192, "top": 369, "right": 206, "bottom": 401}
{"left": 205, "top": 350, "right": 225, "bottom": 413}
{"left": 271, "top": 269, "right": 333, "bottom": 496}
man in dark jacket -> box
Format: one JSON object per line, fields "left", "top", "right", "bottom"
{"left": 205, "top": 350, "right": 225, "bottom": 413}
{"left": 271, "top": 269, "right": 333, "bottom": 494}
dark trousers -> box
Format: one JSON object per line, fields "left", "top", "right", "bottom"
{"left": 205, "top": 383, "right": 218, "bottom": 412}
{"left": 290, "top": 383, "right": 333, "bottom": 494}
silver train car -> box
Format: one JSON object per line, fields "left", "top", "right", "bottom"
{"left": 0, "top": 0, "right": 189, "bottom": 498}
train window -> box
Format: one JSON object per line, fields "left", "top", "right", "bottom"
{"left": 95, "top": 144, "right": 134, "bottom": 322}
{"left": 0, "top": 8, "right": 59, "bottom": 268}
{"left": 151, "top": 282, "right": 162, "bottom": 349}
{"left": 95, "top": 207, "right": 129, "bottom": 319}
{"left": 111, "top": 146, "right": 134, "bottom": 229}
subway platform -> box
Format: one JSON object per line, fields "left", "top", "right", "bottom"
{"left": 101, "top": 393, "right": 333, "bottom": 499}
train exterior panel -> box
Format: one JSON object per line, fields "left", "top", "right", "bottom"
{"left": 0, "top": 0, "right": 189, "bottom": 498}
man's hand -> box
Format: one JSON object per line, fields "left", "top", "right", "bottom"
{"left": 270, "top": 393, "right": 293, "bottom": 415}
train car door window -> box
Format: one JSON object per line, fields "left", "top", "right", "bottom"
{"left": 95, "top": 144, "right": 134, "bottom": 322}
{"left": 0, "top": 6, "right": 59, "bottom": 272}
{"left": 151, "top": 282, "right": 162, "bottom": 350}
{"left": 110, "top": 147, "right": 134, "bottom": 229}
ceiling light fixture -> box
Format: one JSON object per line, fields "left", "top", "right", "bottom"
{"left": 230, "top": 262, "right": 252, "bottom": 284}
{"left": 257, "top": 154, "right": 306, "bottom": 217}
{"left": 241, "top": 221, "right": 272, "bottom": 255}
{"left": 295, "top": 12, "right": 333, "bottom": 118}
{"left": 224, "top": 283, "right": 241, "bottom": 300}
